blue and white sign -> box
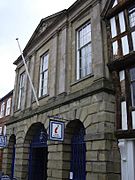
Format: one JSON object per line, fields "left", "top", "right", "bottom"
{"left": 0, "top": 135, "right": 7, "bottom": 148}
{"left": 49, "top": 120, "right": 64, "bottom": 141}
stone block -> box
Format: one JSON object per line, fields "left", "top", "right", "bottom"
{"left": 99, "top": 102, "right": 115, "bottom": 112}
{"left": 88, "top": 103, "right": 99, "bottom": 115}
{"left": 98, "top": 174, "right": 107, "bottom": 180}
{"left": 91, "top": 93, "right": 103, "bottom": 103}
{"left": 48, "top": 145, "right": 58, "bottom": 152}
{"left": 86, "top": 141, "right": 92, "bottom": 150}
{"left": 86, "top": 123, "right": 99, "bottom": 134}
{"left": 86, "top": 151, "right": 98, "bottom": 161}
{"left": 86, "top": 172, "right": 98, "bottom": 180}
{"left": 92, "top": 162, "right": 107, "bottom": 173}
{"left": 84, "top": 115, "right": 92, "bottom": 128}
{"left": 86, "top": 162, "right": 92, "bottom": 172}
{"left": 92, "top": 140, "right": 106, "bottom": 150}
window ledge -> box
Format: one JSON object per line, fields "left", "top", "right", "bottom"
{"left": 38, "top": 94, "right": 49, "bottom": 101}
{"left": 71, "top": 74, "right": 94, "bottom": 87}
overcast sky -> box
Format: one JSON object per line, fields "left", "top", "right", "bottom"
{"left": 0, "top": 0, "right": 76, "bottom": 98}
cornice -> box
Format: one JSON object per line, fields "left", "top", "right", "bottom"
{"left": 7, "top": 78, "right": 114, "bottom": 125}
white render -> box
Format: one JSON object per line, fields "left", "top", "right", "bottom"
{"left": 118, "top": 139, "right": 135, "bottom": 180}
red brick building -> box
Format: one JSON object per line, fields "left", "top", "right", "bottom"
{"left": 0, "top": 90, "right": 13, "bottom": 171}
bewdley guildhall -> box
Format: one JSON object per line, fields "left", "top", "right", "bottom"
{"left": 0, "top": 0, "right": 135, "bottom": 179}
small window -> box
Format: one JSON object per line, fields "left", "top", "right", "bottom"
{"left": 39, "top": 53, "right": 49, "bottom": 97}
{"left": 18, "top": 72, "right": 25, "bottom": 109}
{"left": 76, "top": 22, "right": 92, "bottom": 80}
{"left": 5, "top": 98, "right": 11, "bottom": 116}
{"left": 0, "top": 102, "right": 5, "bottom": 118}
{"left": 130, "top": 68, "right": 135, "bottom": 106}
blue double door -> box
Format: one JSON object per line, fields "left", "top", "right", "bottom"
{"left": 70, "top": 126, "right": 86, "bottom": 180}
{"left": 29, "top": 147, "right": 47, "bottom": 180}
{"left": 28, "top": 129, "right": 48, "bottom": 180}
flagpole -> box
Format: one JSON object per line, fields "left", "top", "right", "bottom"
{"left": 16, "top": 38, "right": 40, "bottom": 107}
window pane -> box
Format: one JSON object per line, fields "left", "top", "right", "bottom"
{"left": 129, "top": 6, "right": 135, "bottom": 28}
{"left": 80, "top": 44, "right": 91, "bottom": 78}
{"left": 131, "top": 82, "right": 135, "bottom": 106}
{"left": 0, "top": 102, "right": 5, "bottom": 117}
{"left": 80, "top": 47, "right": 86, "bottom": 78}
{"left": 42, "top": 55, "right": 48, "bottom": 71}
{"left": 119, "top": 12, "right": 126, "bottom": 33}
{"left": 121, "top": 101, "right": 128, "bottom": 130}
{"left": 110, "top": 17, "right": 117, "bottom": 38}
{"left": 5, "top": 98, "right": 11, "bottom": 116}
{"left": 132, "top": 31, "right": 135, "bottom": 51}
{"left": 39, "top": 53, "right": 49, "bottom": 97}
{"left": 130, "top": 68, "right": 135, "bottom": 81}
{"left": 77, "top": 22, "right": 92, "bottom": 79}
{"left": 79, "top": 23, "right": 91, "bottom": 48}
{"left": 130, "top": 68, "right": 135, "bottom": 106}
{"left": 43, "top": 71, "right": 48, "bottom": 95}
{"left": 121, "top": 36, "right": 129, "bottom": 55}
{"left": 86, "top": 44, "right": 92, "bottom": 75}
{"left": 112, "top": 41, "right": 118, "bottom": 56}
{"left": 18, "top": 72, "right": 25, "bottom": 109}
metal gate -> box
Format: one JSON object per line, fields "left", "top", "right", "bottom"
{"left": 28, "top": 129, "right": 48, "bottom": 180}
{"left": 70, "top": 126, "right": 86, "bottom": 180}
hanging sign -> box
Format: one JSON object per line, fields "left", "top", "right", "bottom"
{"left": 49, "top": 120, "right": 64, "bottom": 141}
{"left": 0, "top": 135, "right": 7, "bottom": 148}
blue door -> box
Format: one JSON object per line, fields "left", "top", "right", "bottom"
{"left": 28, "top": 129, "right": 48, "bottom": 180}
{"left": 11, "top": 144, "right": 16, "bottom": 179}
{"left": 70, "top": 126, "right": 86, "bottom": 180}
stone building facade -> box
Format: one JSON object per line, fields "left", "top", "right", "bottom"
{"left": 2, "top": 0, "right": 121, "bottom": 180}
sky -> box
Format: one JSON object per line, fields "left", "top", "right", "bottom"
{"left": 0, "top": 0, "right": 76, "bottom": 98}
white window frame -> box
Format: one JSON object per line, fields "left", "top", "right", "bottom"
{"left": 18, "top": 72, "right": 25, "bottom": 109}
{"left": 5, "top": 98, "right": 11, "bottom": 116}
{"left": 39, "top": 53, "right": 49, "bottom": 97}
{"left": 76, "top": 22, "right": 92, "bottom": 80}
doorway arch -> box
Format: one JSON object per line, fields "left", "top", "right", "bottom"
{"left": 24, "top": 123, "right": 48, "bottom": 180}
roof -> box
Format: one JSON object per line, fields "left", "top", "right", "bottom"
{"left": 0, "top": 90, "right": 13, "bottom": 102}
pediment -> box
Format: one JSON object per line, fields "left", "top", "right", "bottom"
{"left": 24, "top": 10, "right": 67, "bottom": 51}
